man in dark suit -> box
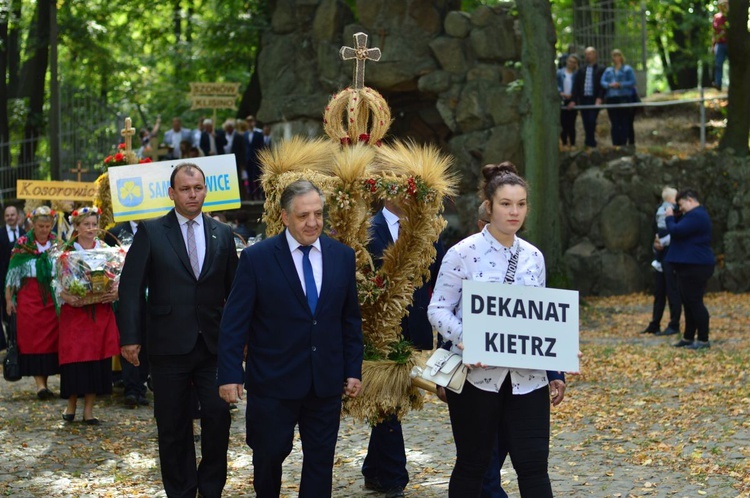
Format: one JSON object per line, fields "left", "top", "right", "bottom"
{"left": 215, "top": 119, "right": 247, "bottom": 200}
{"left": 119, "top": 163, "right": 238, "bottom": 498}
{"left": 0, "top": 205, "right": 26, "bottom": 350}
{"left": 361, "top": 200, "right": 444, "bottom": 498}
{"left": 218, "top": 179, "right": 363, "bottom": 498}
{"left": 570, "top": 46, "right": 605, "bottom": 148}
{"left": 107, "top": 220, "right": 150, "bottom": 407}
{"left": 244, "top": 115, "right": 266, "bottom": 199}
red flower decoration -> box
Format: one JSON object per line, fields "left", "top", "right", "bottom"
{"left": 117, "top": 143, "right": 127, "bottom": 150}
{"left": 139, "top": 157, "right": 152, "bottom": 163}
{"left": 358, "top": 134, "right": 370, "bottom": 143}
{"left": 104, "top": 156, "right": 113, "bottom": 164}
{"left": 114, "top": 152, "right": 124, "bottom": 162}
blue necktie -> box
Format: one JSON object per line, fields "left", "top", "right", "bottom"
{"left": 300, "top": 246, "right": 318, "bottom": 313}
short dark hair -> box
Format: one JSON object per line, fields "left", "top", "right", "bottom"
{"left": 280, "top": 180, "right": 325, "bottom": 213}
{"left": 4, "top": 205, "right": 19, "bottom": 215}
{"left": 676, "top": 188, "right": 701, "bottom": 204}
{"left": 170, "top": 163, "right": 206, "bottom": 189}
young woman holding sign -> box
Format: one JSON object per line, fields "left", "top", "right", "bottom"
{"left": 427, "top": 162, "right": 557, "bottom": 498}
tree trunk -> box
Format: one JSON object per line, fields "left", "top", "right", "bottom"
{"left": 18, "top": 0, "right": 51, "bottom": 171}
{"left": 719, "top": 0, "right": 750, "bottom": 156}
{"left": 516, "top": 0, "right": 563, "bottom": 278}
{"left": 238, "top": 48, "right": 263, "bottom": 120}
{"left": 6, "top": 0, "right": 22, "bottom": 97}
{"left": 0, "top": 1, "right": 10, "bottom": 168}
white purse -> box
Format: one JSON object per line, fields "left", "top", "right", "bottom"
{"left": 420, "top": 349, "right": 469, "bottom": 394}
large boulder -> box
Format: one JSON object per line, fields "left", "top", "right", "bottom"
{"left": 599, "top": 194, "right": 641, "bottom": 251}
{"left": 418, "top": 70, "right": 453, "bottom": 95}
{"left": 312, "top": 0, "right": 353, "bottom": 44}
{"left": 444, "top": 11, "right": 471, "bottom": 38}
{"left": 470, "top": 19, "right": 518, "bottom": 61}
{"left": 483, "top": 124, "right": 522, "bottom": 166}
{"left": 598, "top": 251, "right": 643, "bottom": 296}
{"left": 569, "top": 168, "right": 616, "bottom": 235}
{"left": 448, "top": 129, "right": 490, "bottom": 192}
{"left": 564, "top": 239, "right": 600, "bottom": 296}
{"left": 429, "top": 36, "right": 469, "bottom": 74}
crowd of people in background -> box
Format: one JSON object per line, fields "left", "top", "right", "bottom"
{"left": 137, "top": 114, "right": 272, "bottom": 201}
{"left": 558, "top": 44, "right": 639, "bottom": 150}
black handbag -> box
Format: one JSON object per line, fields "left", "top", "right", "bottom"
{"left": 3, "top": 315, "right": 22, "bottom": 382}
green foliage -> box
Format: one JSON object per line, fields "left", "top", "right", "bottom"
{"left": 55, "top": 0, "right": 269, "bottom": 126}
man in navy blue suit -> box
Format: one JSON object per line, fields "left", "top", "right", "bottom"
{"left": 361, "top": 200, "right": 444, "bottom": 498}
{"left": 218, "top": 179, "right": 364, "bottom": 498}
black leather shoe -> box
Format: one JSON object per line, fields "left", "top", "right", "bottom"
{"left": 83, "top": 417, "right": 100, "bottom": 426}
{"left": 656, "top": 327, "right": 679, "bottom": 336}
{"left": 137, "top": 395, "right": 150, "bottom": 406}
{"left": 673, "top": 339, "right": 693, "bottom": 348}
{"left": 62, "top": 412, "right": 75, "bottom": 422}
{"left": 37, "top": 388, "right": 55, "bottom": 400}
{"left": 123, "top": 395, "right": 138, "bottom": 407}
{"left": 364, "top": 478, "right": 384, "bottom": 492}
{"left": 384, "top": 489, "right": 405, "bottom": 498}
{"left": 640, "top": 327, "right": 658, "bottom": 334}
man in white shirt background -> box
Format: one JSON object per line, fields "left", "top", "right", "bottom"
{"left": 163, "top": 117, "right": 192, "bottom": 159}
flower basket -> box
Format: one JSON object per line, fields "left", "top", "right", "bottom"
{"left": 52, "top": 245, "right": 126, "bottom": 306}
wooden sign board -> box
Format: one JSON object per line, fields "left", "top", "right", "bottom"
{"left": 190, "top": 96, "right": 238, "bottom": 110}
{"left": 16, "top": 180, "right": 97, "bottom": 201}
{"left": 189, "top": 82, "right": 240, "bottom": 96}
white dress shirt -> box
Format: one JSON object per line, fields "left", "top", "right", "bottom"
{"left": 428, "top": 227, "right": 549, "bottom": 394}
{"left": 224, "top": 131, "right": 234, "bottom": 155}
{"left": 129, "top": 220, "right": 139, "bottom": 235}
{"left": 381, "top": 206, "right": 400, "bottom": 242}
{"left": 285, "top": 229, "right": 322, "bottom": 297}
{"left": 6, "top": 225, "right": 19, "bottom": 242}
{"left": 175, "top": 211, "right": 206, "bottom": 275}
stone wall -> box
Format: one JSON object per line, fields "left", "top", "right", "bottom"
{"left": 255, "top": 0, "right": 750, "bottom": 296}
{"left": 257, "top": 0, "right": 524, "bottom": 229}
{"left": 561, "top": 150, "right": 750, "bottom": 295}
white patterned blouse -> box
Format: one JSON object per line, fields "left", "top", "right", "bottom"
{"left": 427, "top": 226, "right": 549, "bottom": 394}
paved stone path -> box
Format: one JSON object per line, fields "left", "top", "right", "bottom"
{"left": 1, "top": 292, "right": 748, "bottom": 497}
{"left": 0, "top": 377, "right": 745, "bottom": 497}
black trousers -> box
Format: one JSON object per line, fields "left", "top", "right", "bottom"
{"left": 446, "top": 379, "right": 552, "bottom": 498}
{"left": 149, "top": 335, "right": 231, "bottom": 498}
{"left": 122, "top": 341, "right": 149, "bottom": 398}
{"left": 246, "top": 389, "right": 342, "bottom": 498}
{"left": 605, "top": 96, "right": 630, "bottom": 145}
{"left": 579, "top": 96, "right": 600, "bottom": 147}
{"left": 648, "top": 260, "right": 681, "bottom": 332}
{"left": 560, "top": 105, "right": 577, "bottom": 146}
{"left": 673, "top": 263, "right": 714, "bottom": 342}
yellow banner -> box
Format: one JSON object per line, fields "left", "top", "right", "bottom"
{"left": 189, "top": 82, "right": 240, "bottom": 96}
{"left": 16, "top": 180, "right": 97, "bottom": 201}
{"left": 190, "top": 96, "right": 238, "bottom": 110}
{"left": 107, "top": 155, "right": 241, "bottom": 222}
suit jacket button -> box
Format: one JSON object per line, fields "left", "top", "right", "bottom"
{"left": 312, "top": 320, "right": 317, "bottom": 325}
{"left": 312, "top": 346, "right": 317, "bottom": 352}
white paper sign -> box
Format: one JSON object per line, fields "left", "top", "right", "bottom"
{"left": 461, "top": 281, "right": 579, "bottom": 372}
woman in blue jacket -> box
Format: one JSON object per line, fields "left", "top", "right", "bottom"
{"left": 663, "top": 189, "right": 715, "bottom": 350}
{"left": 600, "top": 49, "right": 636, "bottom": 146}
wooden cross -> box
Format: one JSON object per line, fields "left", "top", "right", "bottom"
{"left": 121, "top": 117, "right": 136, "bottom": 152}
{"left": 70, "top": 161, "right": 88, "bottom": 182}
{"left": 340, "top": 32, "right": 381, "bottom": 89}
{"left": 378, "top": 28, "right": 388, "bottom": 52}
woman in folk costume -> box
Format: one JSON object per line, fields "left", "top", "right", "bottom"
{"left": 4, "top": 206, "right": 60, "bottom": 399}
{"left": 57, "top": 206, "right": 120, "bottom": 425}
